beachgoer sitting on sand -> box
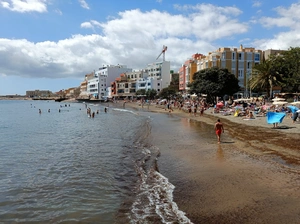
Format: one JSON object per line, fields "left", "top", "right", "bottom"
{"left": 243, "top": 111, "right": 255, "bottom": 119}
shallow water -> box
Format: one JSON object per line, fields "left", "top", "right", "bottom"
{"left": 0, "top": 101, "right": 193, "bottom": 223}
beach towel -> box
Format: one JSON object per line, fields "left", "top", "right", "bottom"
{"left": 266, "top": 112, "right": 286, "bottom": 124}
{"left": 234, "top": 109, "right": 240, "bottom": 117}
{"left": 287, "top": 105, "right": 299, "bottom": 114}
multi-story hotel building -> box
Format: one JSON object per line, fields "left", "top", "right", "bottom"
{"left": 197, "top": 45, "right": 263, "bottom": 95}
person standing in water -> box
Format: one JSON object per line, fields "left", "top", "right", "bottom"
{"left": 214, "top": 119, "right": 224, "bottom": 143}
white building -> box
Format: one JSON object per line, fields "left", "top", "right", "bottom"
{"left": 87, "top": 65, "right": 132, "bottom": 99}
{"left": 144, "top": 61, "right": 171, "bottom": 89}
{"left": 135, "top": 77, "right": 162, "bottom": 93}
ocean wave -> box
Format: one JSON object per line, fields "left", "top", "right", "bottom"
{"left": 129, "top": 145, "right": 192, "bottom": 224}
{"left": 112, "top": 108, "right": 140, "bottom": 116}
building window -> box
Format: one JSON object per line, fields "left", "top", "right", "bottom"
{"left": 222, "top": 52, "right": 225, "bottom": 59}
{"left": 238, "top": 53, "right": 242, "bottom": 60}
{"left": 232, "top": 53, "right": 235, "bottom": 60}
{"left": 238, "top": 70, "right": 244, "bottom": 78}
{"left": 255, "top": 53, "right": 260, "bottom": 61}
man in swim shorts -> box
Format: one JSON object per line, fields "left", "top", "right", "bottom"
{"left": 214, "top": 119, "right": 224, "bottom": 143}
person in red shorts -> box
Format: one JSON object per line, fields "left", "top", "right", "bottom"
{"left": 214, "top": 119, "right": 224, "bottom": 143}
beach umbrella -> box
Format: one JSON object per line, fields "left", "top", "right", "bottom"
{"left": 216, "top": 102, "right": 224, "bottom": 108}
{"left": 272, "top": 101, "right": 287, "bottom": 105}
{"left": 191, "top": 93, "right": 197, "bottom": 99}
{"left": 287, "top": 105, "right": 300, "bottom": 113}
{"left": 290, "top": 101, "right": 300, "bottom": 105}
{"left": 271, "top": 98, "right": 286, "bottom": 101}
{"left": 234, "top": 98, "right": 251, "bottom": 102}
{"left": 266, "top": 112, "right": 286, "bottom": 124}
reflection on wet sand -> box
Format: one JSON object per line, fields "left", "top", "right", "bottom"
{"left": 216, "top": 144, "right": 225, "bottom": 162}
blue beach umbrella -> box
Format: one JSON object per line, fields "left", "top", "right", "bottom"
{"left": 266, "top": 112, "right": 286, "bottom": 124}
{"left": 287, "top": 105, "right": 299, "bottom": 114}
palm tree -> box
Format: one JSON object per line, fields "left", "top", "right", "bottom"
{"left": 249, "top": 58, "right": 282, "bottom": 98}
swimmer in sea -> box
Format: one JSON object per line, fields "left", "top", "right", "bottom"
{"left": 214, "top": 119, "right": 224, "bottom": 143}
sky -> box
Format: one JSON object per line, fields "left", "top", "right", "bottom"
{"left": 1, "top": 0, "right": 300, "bottom": 95}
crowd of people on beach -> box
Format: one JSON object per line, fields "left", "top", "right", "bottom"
{"left": 130, "top": 95, "right": 299, "bottom": 123}
{"left": 132, "top": 94, "right": 299, "bottom": 141}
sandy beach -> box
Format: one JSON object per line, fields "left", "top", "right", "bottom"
{"left": 123, "top": 101, "right": 300, "bottom": 223}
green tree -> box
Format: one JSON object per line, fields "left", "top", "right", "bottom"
{"left": 169, "top": 73, "right": 179, "bottom": 93}
{"left": 158, "top": 87, "right": 177, "bottom": 100}
{"left": 274, "top": 47, "right": 300, "bottom": 92}
{"left": 136, "top": 89, "right": 146, "bottom": 96}
{"left": 145, "top": 89, "right": 157, "bottom": 99}
{"left": 250, "top": 57, "right": 283, "bottom": 98}
{"left": 189, "top": 67, "right": 240, "bottom": 104}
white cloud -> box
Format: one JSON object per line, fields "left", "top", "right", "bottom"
{"left": 0, "top": 0, "right": 47, "bottom": 13}
{"left": 253, "top": 3, "right": 300, "bottom": 50}
{"left": 0, "top": 4, "right": 249, "bottom": 79}
{"left": 55, "top": 9, "right": 62, "bottom": 15}
{"left": 80, "top": 20, "right": 101, "bottom": 29}
{"left": 260, "top": 3, "right": 300, "bottom": 28}
{"left": 252, "top": 1, "right": 262, "bottom": 8}
{"left": 80, "top": 22, "right": 93, "bottom": 29}
{"left": 254, "top": 30, "right": 300, "bottom": 50}
{"left": 78, "top": 0, "right": 89, "bottom": 9}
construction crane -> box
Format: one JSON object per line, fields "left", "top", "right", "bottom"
{"left": 156, "top": 45, "right": 167, "bottom": 61}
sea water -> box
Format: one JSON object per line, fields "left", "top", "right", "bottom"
{"left": 0, "top": 100, "right": 191, "bottom": 223}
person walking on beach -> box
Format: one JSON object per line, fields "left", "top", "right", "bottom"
{"left": 214, "top": 119, "right": 224, "bottom": 143}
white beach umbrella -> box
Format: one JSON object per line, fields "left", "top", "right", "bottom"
{"left": 234, "top": 98, "right": 251, "bottom": 102}
{"left": 271, "top": 98, "right": 286, "bottom": 101}
{"left": 191, "top": 93, "right": 197, "bottom": 98}
{"left": 272, "top": 101, "right": 287, "bottom": 105}
{"left": 290, "top": 101, "right": 300, "bottom": 105}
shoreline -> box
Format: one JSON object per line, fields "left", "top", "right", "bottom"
{"left": 124, "top": 101, "right": 300, "bottom": 147}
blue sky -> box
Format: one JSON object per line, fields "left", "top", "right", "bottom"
{"left": 1, "top": 0, "right": 300, "bottom": 95}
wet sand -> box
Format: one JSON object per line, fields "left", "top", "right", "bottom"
{"left": 124, "top": 102, "right": 300, "bottom": 224}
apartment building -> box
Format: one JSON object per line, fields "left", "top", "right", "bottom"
{"left": 179, "top": 53, "right": 203, "bottom": 92}
{"left": 197, "top": 45, "right": 263, "bottom": 92}
{"left": 111, "top": 70, "right": 144, "bottom": 96}
{"left": 111, "top": 70, "right": 162, "bottom": 98}
{"left": 263, "top": 49, "right": 287, "bottom": 60}
{"left": 144, "top": 61, "right": 171, "bottom": 89}
{"left": 87, "top": 65, "right": 132, "bottom": 99}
